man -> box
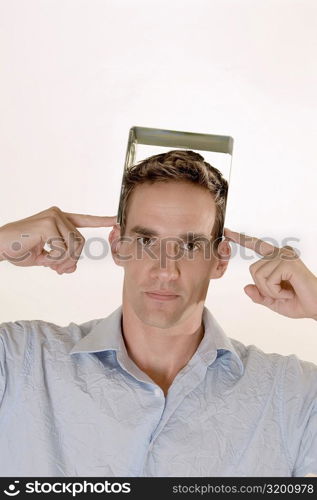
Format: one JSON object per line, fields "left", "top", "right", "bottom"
{"left": 0, "top": 150, "right": 316, "bottom": 476}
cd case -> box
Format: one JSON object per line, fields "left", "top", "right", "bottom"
{"left": 117, "top": 126, "right": 234, "bottom": 227}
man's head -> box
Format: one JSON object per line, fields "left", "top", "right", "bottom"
{"left": 119, "top": 149, "right": 228, "bottom": 247}
{"left": 109, "top": 149, "right": 231, "bottom": 329}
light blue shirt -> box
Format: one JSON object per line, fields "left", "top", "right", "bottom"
{"left": 0, "top": 305, "right": 316, "bottom": 477}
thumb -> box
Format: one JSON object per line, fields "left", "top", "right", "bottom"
{"left": 244, "top": 284, "right": 275, "bottom": 307}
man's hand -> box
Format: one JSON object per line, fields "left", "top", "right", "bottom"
{"left": 224, "top": 228, "right": 317, "bottom": 320}
{"left": 0, "top": 206, "right": 117, "bottom": 274}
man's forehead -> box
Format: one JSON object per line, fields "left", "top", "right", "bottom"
{"left": 129, "top": 180, "right": 216, "bottom": 211}
{"left": 125, "top": 181, "right": 217, "bottom": 238}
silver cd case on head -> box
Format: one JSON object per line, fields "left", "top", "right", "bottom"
{"left": 117, "top": 126, "right": 234, "bottom": 227}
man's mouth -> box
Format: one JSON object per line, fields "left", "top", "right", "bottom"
{"left": 145, "top": 291, "right": 180, "bottom": 301}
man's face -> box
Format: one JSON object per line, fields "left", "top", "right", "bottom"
{"left": 111, "top": 181, "right": 229, "bottom": 329}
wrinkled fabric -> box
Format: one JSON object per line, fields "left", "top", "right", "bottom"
{"left": 0, "top": 305, "right": 316, "bottom": 477}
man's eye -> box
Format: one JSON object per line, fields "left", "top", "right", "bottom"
{"left": 136, "top": 238, "right": 200, "bottom": 252}
{"left": 182, "top": 241, "right": 201, "bottom": 252}
{"left": 136, "top": 237, "right": 155, "bottom": 247}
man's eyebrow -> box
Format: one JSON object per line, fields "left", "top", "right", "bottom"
{"left": 129, "top": 225, "right": 210, "bottom": 240}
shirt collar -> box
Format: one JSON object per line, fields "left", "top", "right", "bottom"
{"left": 69, "top": 305, "right": 124, "bottom": 355}
{"left": 197, "top": 306, "right": 244, "bottom": 376}
{"left": 69, "top": 305, "right": 244, "bottom": 377}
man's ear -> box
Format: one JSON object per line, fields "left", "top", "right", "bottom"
{"left": 108, "top": 223, "right": 124, "bottom": 267}
{"left": 209, "top": 239, "right": 231, "bottom": 279}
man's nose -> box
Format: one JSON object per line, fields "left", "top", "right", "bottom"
{"left": 149, "top": 240, "right": 180, "bottom": 280}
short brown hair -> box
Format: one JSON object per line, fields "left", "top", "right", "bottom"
{"left": 120, "top": 149, "right": 228, "bottom": 249}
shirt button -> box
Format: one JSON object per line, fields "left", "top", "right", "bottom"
{"left": 154, "top": 388, "right": 161, "bottom": 396}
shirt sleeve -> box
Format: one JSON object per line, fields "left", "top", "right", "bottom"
{"left": 0, "top": 335, "right": 5, "bottom": 404}
{"left": 0, "top": 321, "right": 26, "bottom": 406}
{"left": 293, "top": 401, "right": 317, "bottom": 476}
{"left": 282, "top": 355, "right": 317, "bottom": 477}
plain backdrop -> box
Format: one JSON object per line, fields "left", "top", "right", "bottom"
{"left": 0, "top": 0, "right": 316, "bottom": 363}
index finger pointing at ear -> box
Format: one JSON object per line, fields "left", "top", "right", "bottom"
{"left": 63, "top": 213, "right": 118, "bottom": 228}
{"left": 224, "top": 228, "right": 278, "bottom": 257}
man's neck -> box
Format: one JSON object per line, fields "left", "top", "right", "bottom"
{"left": 121, "top": 302, "right": 205, "bottom": 396}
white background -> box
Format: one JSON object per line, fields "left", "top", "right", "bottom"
{"left": 0, "top": 0, "right": 316, "bottom": 363}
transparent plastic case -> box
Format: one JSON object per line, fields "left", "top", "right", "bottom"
{"left": 117, "top": 126, "right": 234, "bottom": 235}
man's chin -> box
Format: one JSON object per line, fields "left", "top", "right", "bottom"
{"left": 137, "top": 303, "right": 183, "bottom": 329}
